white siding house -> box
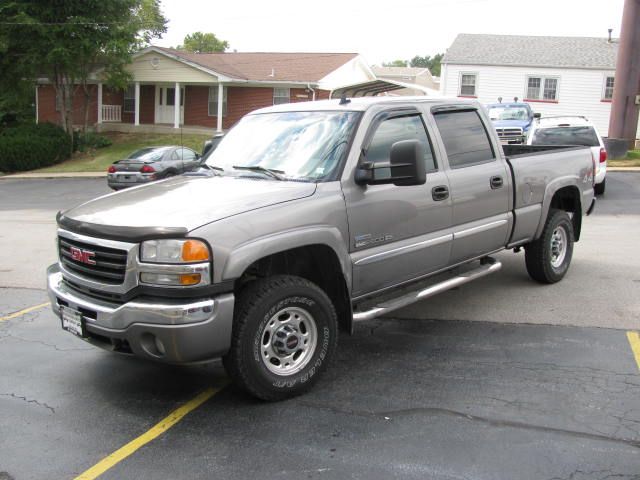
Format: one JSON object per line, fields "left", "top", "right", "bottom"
{"left": 441, "top": 34, "right": 638, "bottom": 137}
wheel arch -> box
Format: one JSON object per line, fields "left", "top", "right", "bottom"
{"left": 223, "top": 230, "right": 353, "bottom": 334}
{"left": 536, "top": 182, "right": 582, "bottom": 241}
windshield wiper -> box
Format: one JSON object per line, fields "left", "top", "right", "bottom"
{"left": 232, "top": 165, "right": 285, "bottom": 180}
{"left": 200, "top": 164, "right": 224, "bottom": 175}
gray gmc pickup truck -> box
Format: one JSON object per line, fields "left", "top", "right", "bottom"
{"left": 47, "top": 97, "right": 596, "bottom": 400}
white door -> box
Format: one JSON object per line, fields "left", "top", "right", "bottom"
{"left": 155, "top": 86, "right": 184, "bottom": 124}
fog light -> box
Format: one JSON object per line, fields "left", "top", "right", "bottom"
{"left": 154, "top": 336, "right": 166, "bottom": 356}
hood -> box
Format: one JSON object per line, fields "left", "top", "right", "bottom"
{"left": 60, "top": 175, "right": 317, "bottom": 233}
{"left": 491, "top": 119, "right": 532, "bottom": 130}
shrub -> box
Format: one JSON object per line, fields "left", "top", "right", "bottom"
{"left": 0, "top": 122, "right": 72, "bottom": 172}
{"left": 73, "top": 131, "right": 112, "bottom": 153}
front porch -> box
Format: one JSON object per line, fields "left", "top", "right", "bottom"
{"left": 96, "top": 81, "right": 227, "bottom": 132}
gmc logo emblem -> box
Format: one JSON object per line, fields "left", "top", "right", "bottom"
{"left": 70, "top": 246, "right": 96, "bottom": 265}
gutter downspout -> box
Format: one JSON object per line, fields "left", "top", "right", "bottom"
{"left": 307, "top": 83, "right": 316, "bottom": 101}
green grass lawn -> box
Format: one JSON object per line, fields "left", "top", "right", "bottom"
{"left": 608, "top": 149, "right": 640, "bottom": 168}
{"left": 34, "top": 132, "right": 211, "bottom": 173}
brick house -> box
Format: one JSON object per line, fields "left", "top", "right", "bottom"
{"left": 36, "top": 47, "right": 375, "bottom": 133}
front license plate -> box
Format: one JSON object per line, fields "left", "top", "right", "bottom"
{"left": 61, "top": 306, "right": 85, "bottom": 337}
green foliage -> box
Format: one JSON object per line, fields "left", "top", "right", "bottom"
{"left": 73, "top": 131, "right": 113, "bottom": 153}
{"left": 409, "top": 53, "right": 444, "bottom": 76}
{"left": 0, "top": 0, "right": 168, "bottom": 131}
{"left": 382, "top": 60, "right": 408, "bottom": 67}
{"left": 179, "top": 32, "right": 229, "bottom": 53}
{"left": 0, "top": 123, "right": 72, "bottom": 172}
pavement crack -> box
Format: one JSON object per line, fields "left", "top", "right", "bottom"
{"left": 0, "top": 333, "right": 93, "bottom": 352}
{"left": 0, "top": 393, "right": 55, "bottom": 414}
{"left": 297, "top": 401, "right": 640, "bottom": 450}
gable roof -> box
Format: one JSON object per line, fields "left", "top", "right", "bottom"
{"left": 151, "top": 47, "right": 360, "bottom": 82}
{"left": 443, "top": 34, "right": 618, "bottom": 70}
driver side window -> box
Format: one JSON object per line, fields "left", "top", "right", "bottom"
{"left": 366, "top": 115, "right": 437, "bottom": 180}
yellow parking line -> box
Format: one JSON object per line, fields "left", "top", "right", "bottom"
{"left": 74, "top": 386, "right": 223, "bottom": 480}
{"left": 627, "top": 331, "right": 640, "bottom": 372}
{"left": 0, "top": 302, "right": 50, "bottom": 322}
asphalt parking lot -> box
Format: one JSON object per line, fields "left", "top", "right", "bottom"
{"left": 1, "top": 173, "right": 639, "bottom": 479}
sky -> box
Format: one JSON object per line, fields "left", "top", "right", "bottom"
{"left": 155, "top": 0, "right": 625, "bottom": 65}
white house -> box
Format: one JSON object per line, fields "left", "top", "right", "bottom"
{"left": 441, "top": 34, "right": 639, "bottom": 137}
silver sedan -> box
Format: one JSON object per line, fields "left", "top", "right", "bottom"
{"left": 107, "top": 146, "right": 201, "bottom": 190}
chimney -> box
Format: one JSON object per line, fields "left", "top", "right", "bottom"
{"left": 608, "top": 28, "right": 613, "bottom": 43}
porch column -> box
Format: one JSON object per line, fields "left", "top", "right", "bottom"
{"left": 35, "top": 85, "right": 39, "bottom": 124}
{"left": 217, "top": 83, "right": 224, "bottom": 133}
{"left": 174, "top": 82, "right": 180, "bottom": 128}
{"left": 97, "top": 83, "right": 103, "bottom": 124}
{"left": 134, "top": 82, "right": 140, "bottom": 126}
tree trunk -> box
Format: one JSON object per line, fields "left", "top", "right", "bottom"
{"left": 81, "top": 83, "right": 90, "bottom": 134}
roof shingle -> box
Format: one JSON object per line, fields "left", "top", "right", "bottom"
{"left": 443, "top": 34, "right": 618, "bottom": 69}
{"left": 154, "top": 47, "right": 360, "bottom": 82}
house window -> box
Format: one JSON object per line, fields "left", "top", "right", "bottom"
{"left": 208, "top": 86, "right": 227, "bottom": 116}
{"left": 273, "top": 88, "right": 290, "bottom": 105}
{"left": 603, "top": 76, "right": 615, "bottom": 100}
{"left": 123, "top": 85, "right": 135, "bottom": 113}
{"left": 459, "top": 73, "right": 477, "bottom": 97}
{"left": 526, "top": 76, "right": 559, "bottom": 101}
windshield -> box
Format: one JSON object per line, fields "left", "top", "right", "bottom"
{"left": 531, "top": 127, "right": 599, "bottom": 147}
{"left": 488, "top": 106, "right": 530, "bottom": 121}
{"left": 127, "top": 147, "right": 170, "bottom": 162}
{"left": 205, "top": 111, "right": 360, "bottom": 181}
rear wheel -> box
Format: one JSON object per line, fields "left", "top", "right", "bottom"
{"left": 594, "top": 178, "right": 605, "bottom": 195}
{"left": 525, "top": 209, "right": 574, "bottom": 284}
{"left": 223, "top": 275, "right": 338, "bottom": 401}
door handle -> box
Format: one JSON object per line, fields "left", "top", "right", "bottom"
{"left": 432, "top": 185, "right": 449, "bottom": 201}
{"left": 490, "top": 176, "right": 504, "bottom": 189}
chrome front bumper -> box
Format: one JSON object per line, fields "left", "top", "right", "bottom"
{"left": 47, "top": 264, "right": 235, "bottom": 363}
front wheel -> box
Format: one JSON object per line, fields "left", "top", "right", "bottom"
{"left": 525, "top": 209, "right": 574, "bottom": 284}
{"left": 223, "top": 275, "right": 338, "bottom": 401}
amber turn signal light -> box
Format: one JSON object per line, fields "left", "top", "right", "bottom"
{"left": 181, "top": 240, "right": 210, "bottom": 262}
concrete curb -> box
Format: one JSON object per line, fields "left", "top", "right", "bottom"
{"left": 0, "top": 172, "right": 106, "bottom": 179}
{"left": 607, "top": 167, "right": 640, "bottom": 172}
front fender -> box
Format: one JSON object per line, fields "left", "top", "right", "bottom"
{"left": 221, "top": 225, "right": 352, "bottom": 292}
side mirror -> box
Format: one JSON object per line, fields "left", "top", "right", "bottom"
{"left": 355, "top": 140, "right": 426, "bottom": 186}
{"left": 202, "top": 141, "right": 213, "bottom": 157}
{"left": 533, "top": 112, "right": 541, "bottom": 119}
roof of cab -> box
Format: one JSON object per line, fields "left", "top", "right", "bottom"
{"left": 249, "top": 96, "right": 477, "bottom": 115}
{"left": 535, "top": 116, "right": 594, "bottom": 128}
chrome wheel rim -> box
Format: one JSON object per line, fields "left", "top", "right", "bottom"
{"left": 550, "top": 226, "right": 568, "bottom": 268}
{"left": 260, "top": 306, "right": 318, "bottom": 376}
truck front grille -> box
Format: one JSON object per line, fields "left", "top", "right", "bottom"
{"left": 58, "top": 236, "right": 128, "bottom": 285}
{"left": 495, "top": 127, "right": 524, "bottom": 142}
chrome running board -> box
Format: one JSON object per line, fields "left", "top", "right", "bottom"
{"left": 352, "top": 257, "right": 502, "bottom": 322}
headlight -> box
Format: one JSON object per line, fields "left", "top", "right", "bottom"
{"left": 140, "top": 239, "right": 210, "bottom": 264}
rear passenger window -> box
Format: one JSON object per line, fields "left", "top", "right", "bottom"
{"left": 367, "top": 114, "right": 437, "bottom": 172}
{"left": 434, "top": 110, "right": 495, "bottom": 168}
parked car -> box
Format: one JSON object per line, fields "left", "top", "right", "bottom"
{"left": 527, "top": 116, "right": 607, "bottom": 195}
{"left": 485, "top": 100, "right": 537, "bottom": 144}
{"left": 107, "top": 146, "right": 201, "bottom": 190}
{"left": 49, "top": 97, "right": 596, "bottom": 401}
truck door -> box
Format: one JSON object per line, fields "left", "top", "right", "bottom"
{"left": 343, "top": 108, "right": 453, "bottom": 297}
{"left": 431, "top": 106, "right": 511, "bottom": 264}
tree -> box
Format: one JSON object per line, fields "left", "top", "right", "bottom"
{"left": 382, "top": 59, "right": 408, "bottom": 67}
{"left": 179, "top": 32, "right": 228, "bottom": 53}
{"left": 0, "top": 0, "right": 167, "bottom": 134}
{"left": 410, "top": 53, "right": 444, "bottom": 76}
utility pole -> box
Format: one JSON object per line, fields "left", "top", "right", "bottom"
{"left": 608, "top": 0, "right": 640, "bottom": 157}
